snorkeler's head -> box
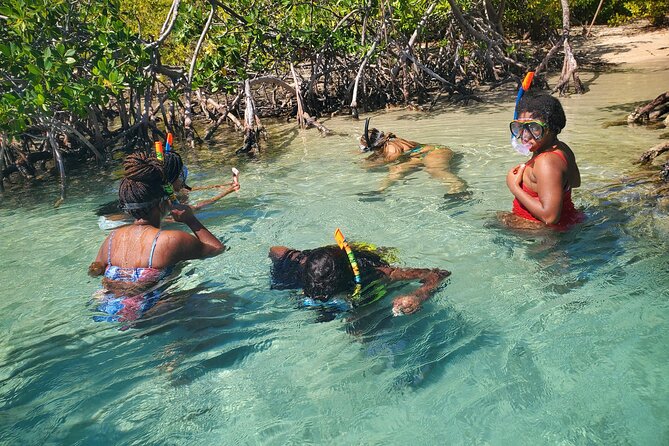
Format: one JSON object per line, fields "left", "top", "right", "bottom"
{"left": 515, "top": 90, "right": 566, "bottom": 134}
{"left": 303, "top": 247, "right": 354, "bottom": 299}
{"left": 118, "top": 152, "right": 167, "bottom": 220}
{"left": 359, "top": 128, "right": 388, "bottom": 152}
{"left": 303, "top": 246, "right": 388, "bottom": 300}
{"left": 359, "top": 118, "right": 388, "bottom": 152}
{"left": 164, "top": 151, "right": 191, "bottom": 191}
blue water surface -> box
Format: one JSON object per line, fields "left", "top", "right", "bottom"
{"left": 1, "top": 62, "right": 668, "bottom": 445}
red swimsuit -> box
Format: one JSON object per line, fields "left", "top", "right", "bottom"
{"left": 512, "top": 150, "right": 584, "bottom": 228}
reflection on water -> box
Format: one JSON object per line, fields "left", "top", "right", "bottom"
{"left": 1, "top": 61, "right": 669, "bottom": 444}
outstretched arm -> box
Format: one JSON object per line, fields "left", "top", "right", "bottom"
{"left": 376, "top": 266, "right": 451, "bottom": 315}
{"left": 190, "top": 183, "right": 240, "bottom": 211}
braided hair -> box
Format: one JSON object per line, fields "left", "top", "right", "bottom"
{"left": 118, "top": 152, "right": 166, "bottom": 220}
{"left": 163, "top": 150, "right": 184, "bottom": 184}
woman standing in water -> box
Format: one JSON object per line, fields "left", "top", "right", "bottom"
{"left": 501, "top": 90, "right": 584, "bottom": 229}
{"left": 88, "top": 152, "right": 225, "bottom": 322}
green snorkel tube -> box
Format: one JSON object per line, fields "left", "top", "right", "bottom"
{"left": 334, "top": 228, "right": 390, "bottom": 307}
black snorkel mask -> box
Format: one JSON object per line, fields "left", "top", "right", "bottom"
{"left": 360, "top": 118, "right": 372, "bottom": 152}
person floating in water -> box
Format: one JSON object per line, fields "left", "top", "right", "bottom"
{"left": 89, "top": 152, "right": 225, "bottom": 324}
{"left": 269, "top": 229, "right": 450, "bottom": 316}
{"left": 500, "top": 89, "right": 584, "bottom": 230}
{"left": 97, "top": 149, "right": 240, "bottom": 230}
{"left": 359, "top": 118, "right": 467, "bottom": 195}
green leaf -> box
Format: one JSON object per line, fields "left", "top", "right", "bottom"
{"left": 26, "top": 64, "right": 41, "bottom": 76}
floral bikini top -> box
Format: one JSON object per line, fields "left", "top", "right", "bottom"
{"left": 103, "top": 230, "right": 173, "bottom": 283}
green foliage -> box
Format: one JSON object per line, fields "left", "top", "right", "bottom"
{"left": 623, "top": 0, "right": 669, "bottom": 25}
{"left": 502, "top": 0, "right": 563, "bottom": 40}
{"left": 0, "top": 0, "right": 150, "bottom": 136}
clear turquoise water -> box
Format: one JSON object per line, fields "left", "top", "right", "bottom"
{"left": 1, "top": 61, "right": 668, "bottom": 445}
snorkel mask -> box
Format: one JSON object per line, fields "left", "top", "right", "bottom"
{"left": 511, "top": 72, "right": 535, "bottom": 156}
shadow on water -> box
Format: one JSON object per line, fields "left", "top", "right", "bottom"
{"left": 488, "top": 175, "right": 669, "bottom": 299}
{"left": 0, "top": 280, "right": 275, "bottom": 443}
{"left": 347, "top": 301, "right": 499, "bottom": 393}
{"left": 280, "top": 277, "right": 497, "bottom": 393}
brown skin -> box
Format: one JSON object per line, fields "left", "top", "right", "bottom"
{"left": 503, "top": 112, "right": 581, "bottom": 227}
{"left": 90, "top": 201, "right": 224, "bottom": 277}
{"left": 360, "top": 132, "right": 465, "bottom": 194}
{"left": 268, "top": 245, "right": 450, "bottom": 316}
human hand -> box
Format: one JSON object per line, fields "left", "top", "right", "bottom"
{"left": 392, "top": 294, "right": 422, "bottom": 316}
{"left": 88, "top": 261, "right": 105, "bottom": 277}
{"left": 232, "top": 167, "right": 240, "bottom": 187}
{"left": 506, "top": 163, "right": 526, "bottom": 192}
{"left": 169, "top": 202, "right": 196, "bottom": 223}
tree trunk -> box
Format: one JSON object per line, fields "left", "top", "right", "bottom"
{"left": 240, "top": 79, "right": 260, "bottom": 156}
{"left": 185, "top": 1, "right": 215, "bottom": 148}
{"left": 554, "top": 0, "right": 584, "bottom": 95}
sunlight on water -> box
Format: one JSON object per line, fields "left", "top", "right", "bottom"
{"left": 1, "top": 61, "right": 668, "bottom": 444}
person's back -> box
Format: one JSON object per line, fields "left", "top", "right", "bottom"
{"left": 89, "top": 152, "right": 225, "bottom": 291}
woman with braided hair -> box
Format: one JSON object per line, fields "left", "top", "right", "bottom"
{"left": 88, "top": 152, "right": 224, "bottom": 323}
{"left": 96, "top": 150, "right": 239, "bottom": 230}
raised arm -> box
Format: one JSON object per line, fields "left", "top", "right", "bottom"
{"left": 376, "top": 266, "right": 451, "bottom": 315}
{"left": 166, "top": 203, "right": 225, "bottom": 261}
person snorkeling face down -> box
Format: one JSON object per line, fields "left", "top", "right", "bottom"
{"left": 269, "top": 245, "right": 450, "bottom": 316}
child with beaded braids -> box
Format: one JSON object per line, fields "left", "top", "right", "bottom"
{"left": 89, "top": 152, "right": 224, "bottom": 291}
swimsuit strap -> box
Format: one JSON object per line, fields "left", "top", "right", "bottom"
{"left": 535, "top": 148, "right": 568, "bottom": 166}
{"left": 107, "top": 230, "right": 116, "bottom": 265}
{"left": 147, "top": 230, "right": 162, "bottom": 268}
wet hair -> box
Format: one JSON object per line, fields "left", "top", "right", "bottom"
{"left": 516, "top": 90, "right": 566, "bottom": 134}
{"left": 302, "top": 246, "right": 387, "bottom": 299}
{"left": 360, "top": 128, "right": 395, "bottom": 151}
{"left": 163, "top": 151, "right": 184, "bottom": 184}
{"left": 270, "top": 249, "right": 307, "bottom": 290}
{"left": 118, "top": 152, "right": 166, "bottom": 220}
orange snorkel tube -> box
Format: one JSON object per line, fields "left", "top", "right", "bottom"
{"left": 514, "top": 71, "right": 535, "bottom": 119}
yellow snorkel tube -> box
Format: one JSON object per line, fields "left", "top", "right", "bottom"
{"left": 334, "top": 228, "right": 362, "bottom": 301}
{"left": 155, "top": 140, "right": 178, "bottom": 203}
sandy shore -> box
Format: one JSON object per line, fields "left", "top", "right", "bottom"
{"left": 582, "top": 21, "right": 669, "bottom": 65}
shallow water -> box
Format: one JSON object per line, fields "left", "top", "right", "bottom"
{"left": 1, "top": 61, "right": 669, "bottom": 445}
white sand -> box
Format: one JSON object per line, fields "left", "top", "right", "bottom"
{"left": 585, "top": 21, "right": 669, "bottom": 64}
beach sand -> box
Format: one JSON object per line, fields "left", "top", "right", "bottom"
{"left": 583, "top": 21, "right": 669, "bottom": 65}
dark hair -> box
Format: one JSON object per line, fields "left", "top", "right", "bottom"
{"left": 302, "top": 246, "right": 387, "bottom": 299}
{"left": 516, "top": 90, "right": 566, "bottom": 133}
{"left": 270, "top": 248, "right": 306, "bottom": 290}
{"left": 118, "top": 152, "right": 166, "bottom": 220}
{"left": 163, "top": 151, "right": 184, "bottom": 184}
